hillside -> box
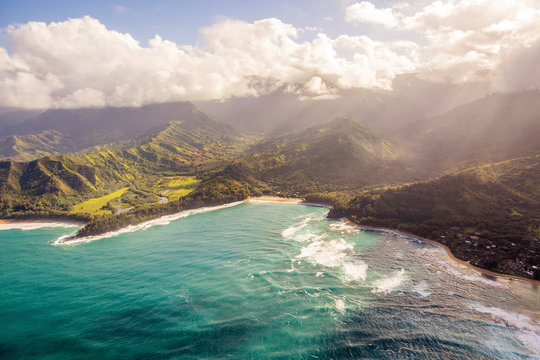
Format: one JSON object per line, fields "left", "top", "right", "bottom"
{"left": 406, "top": 90, "right": 540, "bottom": 172}
{"left": 0, "top": 102, "right": 233, "bottom": 161}
{"left": 234, "top": 116, "right": 412, "bottom": 191}
{"left": 329, "top": 155, "right": 540, "bottom": 278}
{"left": 0, "top": 111, "right": 249, "bottom": 218}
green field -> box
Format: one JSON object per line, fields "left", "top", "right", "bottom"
{"left": 71, "top": 187, "right": 130, "bottom": 215}
{"left": 154, "top": 176, "right": 200, "bottom": 200}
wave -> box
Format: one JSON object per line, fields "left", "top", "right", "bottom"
{"left": 435, "top": 257, "right": 505, "bottom": 288}
{"left": 469, "top": 303, "right": 540, "bottom": 356}
{"left": 372, "top": 269, "right": 406, "bottom": 294}
{"left": 334, "top": 298, "right": 346, "bottom": 314}
{"left": 328, "top": 222, "right": 360, "bottom": 235}
{"left": 342, "top": 260, "right": 369, "bottom": 282}
{"left": 281, "top": 217, "right": 311, "bottom": 238}
{"left": 296, "top": 238, "right": 353, "bottom": 268}
{"left": 53, "top": 201, "right": 244, "bottom": 246}
{"left": 0, "top": 221, "right": 81, "bottom": 231}
{"left": 284, "top": 216, "right": 369, "bottom": 283}
{"left": 413, "top": 282, "right": 431, "bottom": 297}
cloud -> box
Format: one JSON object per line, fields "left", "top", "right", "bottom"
{"left": 345, "top": 1, "right": 401, "bottom": 28}
{"left": 1, "top": 0, "right": 540, "bottom": 110}
{"left": 345, "top": 0, "right": 540, "bottom": 84}
{"left": 113, "top": 5, "right": 129, "bottom": 14}
{"left": 0, "top": 16, "right": 417, "bottom": 109}
{"left": 496, "top": 39, "right": 540, "bottom": 92}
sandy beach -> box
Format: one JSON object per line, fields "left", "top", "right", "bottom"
{"left": 343, "top": 218, "right": 540, "bottom": 286}
{"left": 0, "top": 218, "right": 84, "bottom": 231}
{"left": 247, "top": 196, "right": 304, "bottom": 203}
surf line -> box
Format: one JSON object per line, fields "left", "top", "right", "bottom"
{"left": 53, "top": 201, "right": 244, "bottom": 246}
{"left": 343, "top": 220, "right": 540, "bottom": 286}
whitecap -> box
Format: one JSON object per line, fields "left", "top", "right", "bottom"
{"left": 53, "top": 201, "right": 244, "bottom": 245}
{"left": 328, "top": 222, "right": 359, "bottom": 235}
{"left": 437, "top": 258, "right": 505, "bottom": 288}
{"left": 334, "top": 299, "right": 346, "bottom": 313}
{"left": 342, "top": 260, "right": 368, "bottom": 282}
{"left": 295, "top": 238, "right": 353, "bottom": 268}
{"left": 281, "top": 215, "right": 315, "bottom": 238}
{"left": 413, "top": 282, "right": 431, "bottom": 297}
{"left": 469, "top": 303, "right": 540, "bottom": 356}
{"left": 372, "top": 269, "right": 406, "bottom": 294}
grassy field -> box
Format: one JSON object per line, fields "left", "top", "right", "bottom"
{"left": 71, "top": 187, "right": 129, "bottom": 215}
{"left": 155, "top": 176, "right": 200, "bottom": 200}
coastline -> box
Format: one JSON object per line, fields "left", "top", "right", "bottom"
{"left": 53, "top": 201, "right": 245, "bottom": 246}
{"left": 247, "top": 196, "right": 332, "bottom": 208}
{"left": 2, "top": 198, "right": 536, "bottom": 286}
{"left": 342, "top": 218, "right": 540, "bottom": 286}
{"left": 246, "top": 196, "right": 303, "bottom": 203}
{"left": 0, "top": 218, "right": 84, "bottom": 230}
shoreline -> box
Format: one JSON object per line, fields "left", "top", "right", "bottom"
{"left": 247, "top": 196, "right": 332, "bottom": 208}
{"left": 246, "top": 196, "right": 303, "bottom": 203}
{"left": 2, "top": 199, "right": 536, "bottom": 286}
{"left": 0, "top": 218, "right": 85, "bottom": 230}
{"left": 342, "top": 218, "right": 540, "bottom": 286}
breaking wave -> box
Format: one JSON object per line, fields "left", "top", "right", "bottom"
{"left": 53, "top": 201, "right": 244, "bottom": 246}
{"left": 469, "top": 303, "right": 540, "bottom": 356}
{"left": 372, "top": 269, "right": 406, "bottom": 294}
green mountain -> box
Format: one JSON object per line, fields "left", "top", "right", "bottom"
{"left": 0, "top": 102, "right": 233, "bottom": 161}
{"left": 235, "top": 116, "right": 410, "bottom": 190}
{"left": 329, "top": 155, "right": 540, "bottom": 278}
{"left": 0, "top": 107, "right": 248, "bottom": 217}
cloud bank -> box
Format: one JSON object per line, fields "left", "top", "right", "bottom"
{"left": 0, "top": 0, "right": 539, "bottom": 109}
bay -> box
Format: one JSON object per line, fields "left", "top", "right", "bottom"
{"left": 1, "top": 201, "right": 539, "bottom": 359}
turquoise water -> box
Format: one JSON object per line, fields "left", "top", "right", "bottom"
{"left": 1, "top": 201, "right": 539, "bottom": 359}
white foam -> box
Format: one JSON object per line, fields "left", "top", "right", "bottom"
{"left": 295, "top": 238, "right": 353, "bottom": 267}
{"left": 53, "top": 201, "right": 243, "bottom": 245}
{"left": 0, "top": 221, "right": 81, "bottom": 231}
{"left": 315, "top": 271, "right": 324, "bottom": 277}
{"left": 469, "top": 303, "right": 540, "bottom": 356}
{"left": 413, "top": 282, "right": 431, "bottom": 297}
{"left": 334, "top": 299, "right": 346, "bottom": 313}
{"left": 329, "top": 222, "right": 359, "bottom": 235}
{"left": 436, "top": 258, "right": 505, "bottom": 288}
{"left": 372, "top": 269, "right": 406, "bottom": 294}
{"left": 281, "top": 216, "right": 313, "bottom": 238}
{"left": 342, "top": 260, "right": 368, "bottom": 282}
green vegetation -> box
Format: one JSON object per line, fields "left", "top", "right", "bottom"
{"left": 329, "top": 156, "right": 540, "bottom": 278}
{"left": 152, "top": 176, "right": 200, "bottom": 199}
{"left": 71, "top": 187, "right": 129, "bottom": 215}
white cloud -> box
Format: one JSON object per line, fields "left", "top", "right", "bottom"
{"left": 345, "top": 0, "right": 540, "bottom": 85}
{"left": 345, "top": 1, "right": 401, "bottom": 28}
{"left": 1, "top": 0, "right": 540, "bottom": 109}
{"left": 0, "top": 16, "right": 417, "bottom": 109}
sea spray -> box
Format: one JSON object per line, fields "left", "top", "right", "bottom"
{"left": 372, "top": 269, "right": 406, "bottom": 294}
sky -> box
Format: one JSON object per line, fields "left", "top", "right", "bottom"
{"left": 1, "top": 0, "right": 539, "bottom": 109}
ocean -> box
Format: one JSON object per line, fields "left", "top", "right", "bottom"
{"left": 1, "top": 201, "right": 539, "bottom": 359}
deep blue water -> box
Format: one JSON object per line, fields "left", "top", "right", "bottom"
{"left": 1, "top": 201, "right": 539, "bottom": 359}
